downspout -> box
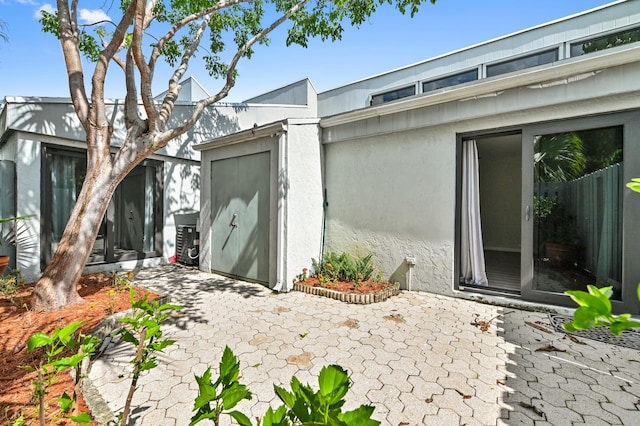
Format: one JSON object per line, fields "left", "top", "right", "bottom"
{"left": 405, "top": 255, "right": 416, "bottom": 291}
{"left": 274, "top": 128, "right": 288, "bottom": 292}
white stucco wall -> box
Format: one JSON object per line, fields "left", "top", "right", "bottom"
{"left": 282, "top": 120, "right": 324, "bottom": 284}
{"left": 196, "top": 119, "right": 323, "bottom": 290}
{"left": 320, "top": 57, "right": 640, "bottom": 298}
{"left": 323, "top": 127, "right": 456, "bottom": 294}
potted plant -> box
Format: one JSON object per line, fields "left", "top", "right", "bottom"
{"left": 0, "top": 215, "right": 31, "bottom": 275}
{"left": 534, "top": 195, "right": 580, "bottom": 268}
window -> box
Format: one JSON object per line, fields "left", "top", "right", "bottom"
{"left": 42, "top": 146, "right": 163, "bottom": 267}
{"left": 486, "top": 49, "right": 558, "bottom": 78}
{"left": 533, "top": 126, "right": 623, "bottom": 299}
{"left": 422, "top": 69, "right": 478, "bottom": 93}
{"left": 370, "top": 85, "right": 416, "bottom": 106}
{"left": 570, "top": 27, "right": 640, "bottom": 57}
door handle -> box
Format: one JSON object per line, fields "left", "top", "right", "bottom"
{"left": 525, "top": 205, "right": 531, "bottom": 222}
{"left": 231, "top": 213, "right": 238, "bottom": 228}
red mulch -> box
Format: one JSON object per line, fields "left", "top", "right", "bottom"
{"left": 0, "top": 273, "right": 159, "bottom": 425}
{"left": 297, "top": 277, "right": 396, "bottom": 294}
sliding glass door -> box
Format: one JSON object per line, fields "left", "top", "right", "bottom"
{"left": 459, "top": 112, "right": 639, "bottom": 314}
{"left": 522, "top": 113, "right": 640, "bottom": 314}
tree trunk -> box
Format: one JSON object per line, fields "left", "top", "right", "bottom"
{"left": 31, "top": 159, "right": 117, "bottom": 311}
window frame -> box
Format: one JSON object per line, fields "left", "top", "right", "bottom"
{"left": 41, "top": 145, "right": 164, "bottom": 269}
{"left": 570, "top": 25, "right": 640, "bottom": 57}
{"left": 421, "top": 68, "right": 479, "bottom": 94}
{"left": 370, "top": 84, "right": 417, "bottom": 106}
{"left": 485, "top": 48, "right": 559, "bottom": 78}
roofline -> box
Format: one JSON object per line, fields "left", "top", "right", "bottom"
{"left": 317, "top": 0, "right": 627, "bottom": 96}
{"left": 320, "top": 43, "right": 640, "bottom": 129}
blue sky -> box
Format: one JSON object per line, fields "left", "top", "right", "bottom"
{"left": 0, "top": 0, "right": 620, "bottom": 102}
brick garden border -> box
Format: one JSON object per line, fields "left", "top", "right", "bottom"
{"left": 293, "top": 282, "right": 400, "bottom": 304}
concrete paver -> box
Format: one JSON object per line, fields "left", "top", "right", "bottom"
{"left": 86, "top": 265, "right": 640, "bottom": 425}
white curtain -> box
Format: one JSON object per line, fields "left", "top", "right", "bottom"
{"left": 460, "top": 140, "right": 488, "bottom": 286}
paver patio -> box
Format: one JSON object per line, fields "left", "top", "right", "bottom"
{"left": 86, "top": 265, "right": 640, "bottom": 425}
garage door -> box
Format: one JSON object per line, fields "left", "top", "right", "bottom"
{"left": 210, "top": 152, "right": 270, "bottom": 283}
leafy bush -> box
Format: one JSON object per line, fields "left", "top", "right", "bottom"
{"left": 311, "top": 252, "right": 378, "bottom": 284}
{"left": 24, "top": 321, "right": 98, "bottom": 425}
{"left": 191, "top": 347, "right": 380, "bottom": 426}
{"left": 263, "top": 364, "right": 380, "bottom": 425}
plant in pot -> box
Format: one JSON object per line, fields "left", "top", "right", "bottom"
{"left": 534, "top": 195, "right": 580, "bottom": 269}
{"left": 0, "top": 215, "right": 31, "bottom": 275}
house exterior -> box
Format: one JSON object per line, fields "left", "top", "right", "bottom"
{"left": 0, "top": 80, "right": 314, "bottom": 283}
{"left": 196, "top": 0, "right": 640, "bottom": 314}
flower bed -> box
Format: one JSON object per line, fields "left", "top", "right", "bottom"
{"left": 293, "top": 278, "right": 400, "bottom": 304}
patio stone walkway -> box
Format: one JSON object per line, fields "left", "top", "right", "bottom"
{"left": 86, "top": 265, "right": 640, "bottom": 425}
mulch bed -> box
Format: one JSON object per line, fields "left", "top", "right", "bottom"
{"left": 0, "top": 273, "right": 159, "bottom": 425}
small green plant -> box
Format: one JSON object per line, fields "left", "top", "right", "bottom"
{"left": 262, "top": 364, "right": 380, "bottom": 425}
{"left": 116, "top": 289, "right": 182, "bottom": 426}
{"left": 292, "top": 268, "right": 308, "bottom": 284}
{"left": 564, "top": 285, "right": 640, "bottom": 335}
{"left": 311, "top": 251, "right": 379, "bottom": 285}
{"left": 4, "top": 407, "right": 26, "bottom": 426}
{"left": 0, "top": 269, "right": 23, "bottom": 299}
{"left": 190, "top": 346, "right": 253, "bottom": 426}
{"left": 108, "top": 270, "right": 135, "bottom": 291}
{"left": 190, "top": 347, "right": 380, "bottom": 426}
{"left": 23, "top": 321, "right": 98, "bottom": 425}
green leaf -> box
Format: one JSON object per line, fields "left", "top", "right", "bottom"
{"left": 610, "top": 320, "right": 640, "bottom": 336}
{"left": 637, "top": 282, "right": 640, "bottom": 301}
{"left": 626, "top": 179, "right": 640, "bottom": 193}
{"left": 53, "top": 353, "right": 86, "bottom": 371}
{"left": 273, "top": 384, "right": 296, "bottom": 408}
{"left": 27, "top": 332, "right": 53, "bottom": 351}
{"left": 116, "top": 329, "right": 138, "bottom": 345}
{"left": 261, "top": 406, "right": 289, "bottom": 426}
{"left": 57, "top": 321, "right": 84, "bottom": 345}
{"left": 565, "top": 289, "right": 611, "bottom": 315}
{"left": 570, "top": 306, "right": 598, "bottom": 330}
{"left": 318, "top": 365, "right": 350, "bottom": 404}
{"left": 190, "top": 410, "right": 218, "bottom": 426}
{"left": 594, "top": 285, "right": 614, "bottom": 299}
{"left": 220, "top": 382, "right": 252, "bottom": 409}
{"left": 141, "top": 357, "right": 158, "bottom": 370}
{"left": 67, "top": 412, "right": 92, "bottom": 423}
{"left": 149, "top": 339, "right": 176, "bottom": 352}
{"left": 228, "top": 410, "right": 253, "bottom": 426}
{"left": 58, "top": 391, "right": 73, "bottom": 413}
{"left": 193, "top": 368, "right": 216, "bottom": 411}
{"left": 218, "top": 346, "right": 240, "bottom": 385}
{"left": 290, "top": 398, "right": 311, "bottom": 423}
{"left": 338, "top": 405, "right": 381, "bottom": 426}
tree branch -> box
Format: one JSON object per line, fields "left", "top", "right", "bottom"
{"left": 149, "top": 0, "right": 249, "bottom": 68}
{"left": 131, "top": 0, "right": 157, "bottom": 132}
{"left": 161, "top": 0, "right": 312, "bottom": 142}
{"left": 157, "top": 15, "right": 212, "bottom": 128}
{"left": 56, "top": 0, "right": 89, "bottom": 127}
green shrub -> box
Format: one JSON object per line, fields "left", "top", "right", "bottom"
{"left": 311, "top": 252, "right": 378, "bottom": 284}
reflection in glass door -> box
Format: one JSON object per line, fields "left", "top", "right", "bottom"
{"left": 533, "top": 126, "right": 623, "bottom": 300}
